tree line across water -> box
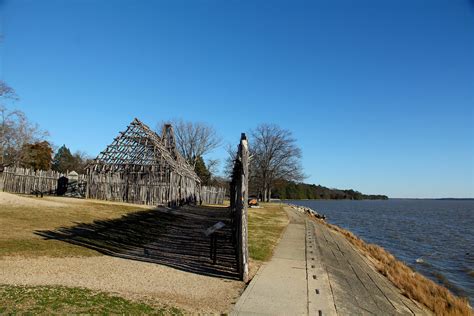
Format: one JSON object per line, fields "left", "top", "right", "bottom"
{"left": 272, "top": 180, "right": 388, "bottom": 200}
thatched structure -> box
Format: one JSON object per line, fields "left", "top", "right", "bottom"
{"left": 86, "top": 118, "right": 202, "bottom": 206}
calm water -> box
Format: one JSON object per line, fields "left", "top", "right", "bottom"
{"left": 286, "top": 199, "right": 474, "bottom": 303}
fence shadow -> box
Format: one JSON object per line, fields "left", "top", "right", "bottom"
{"left": 35, "top": 205, "right": 239, "bottom": 279}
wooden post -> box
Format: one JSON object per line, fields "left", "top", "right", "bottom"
{"left": 236, "top": 133, "right": 249, "bottom": 282}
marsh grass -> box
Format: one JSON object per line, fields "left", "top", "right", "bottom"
{"left": 248, "top": 203, "right": 288, "bottom": 261}
{"left": 0, "top": 284, "right": 182, "bottom": 315}
{"left": 322, "top": 220, "right": 472, "bottom": 316}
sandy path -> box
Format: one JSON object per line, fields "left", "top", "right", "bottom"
{"left": 0, "top": 191, "right": 153, "bottom": 209}
{"left": 0, "top": 191, "right": 69, "bottom": 208}
{"left": 0, "top": 256, "right": 244, "bottom": 313}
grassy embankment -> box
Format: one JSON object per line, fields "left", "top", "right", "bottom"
{"left": 0, "top": 195, "right": 288, "bottom": 314}
{"left": 321, "top": 220, "right": 472, "bottom": 316}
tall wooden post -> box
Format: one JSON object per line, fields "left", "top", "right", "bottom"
{"left": 236, "top": 133, "right": 249, "bottom": 282}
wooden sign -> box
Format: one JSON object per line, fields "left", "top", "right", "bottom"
{"left": 205, "top": 221, "right": 226, "bottom": 236}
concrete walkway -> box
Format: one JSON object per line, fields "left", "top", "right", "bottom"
{"left": 232, "top": 207, "right": 430, "bottom": 316}
{"left": 232, "top": 207, "right": 335, "bottom": 315}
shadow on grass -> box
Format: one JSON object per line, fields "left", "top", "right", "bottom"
{"left": 35, "top": 205, "right": 239, "bottom": 279}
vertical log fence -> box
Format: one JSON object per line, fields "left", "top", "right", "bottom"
{"left": 0, "top": 167, "right": 66, "bottom": 194}
{"left": 1, "top": 166, "right": 225, "bottom": 206}
{"left": 200, "top": 186, "right": 225, "bottom": 205}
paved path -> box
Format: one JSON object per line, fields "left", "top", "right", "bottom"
{"left": 233, "top": 207, "right": 430, "bottom": 315}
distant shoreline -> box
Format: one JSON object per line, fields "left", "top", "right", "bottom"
{"left": 436, "top": 198, "right": 474, "bottom": 201}
{"left": 278, "top": 198, "right": 388, "bottom": 201}
{"left": 281, "top": 198, "right": 474, "bottom": 201}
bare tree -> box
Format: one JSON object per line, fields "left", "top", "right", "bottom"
{"left": 157, "top": 119, "right": 221, "bottom": 168}
{"left": 0, "top": 81, "right": 18, "bottom": 101}
{"left": 250, "top": 124, "right": 305, "bottom": 202}
{"left": 206, "top": 158, "right": 220, "bottom": 178}
{"left": 1, "top": 82, "right": 48, "bottom": 166}
{"left": 224, "top": 142, "right": 238, "bottom": 179}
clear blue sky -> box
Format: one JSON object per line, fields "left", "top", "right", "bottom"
{"left": 1, "top": 0, "right": 473, "bottom": 198}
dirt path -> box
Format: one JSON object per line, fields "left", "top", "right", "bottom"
{"left": 0, "top": 191, "right": 152, "bottom": 209}
{"left": 0, "top": 255, "right": 244, "bottom": 313}
{"left": 0, "top": 191, "right": 69, "bottom": 208}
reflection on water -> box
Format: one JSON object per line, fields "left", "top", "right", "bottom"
{"left": 286, "top": 199, "right": 474, "bottom": 303}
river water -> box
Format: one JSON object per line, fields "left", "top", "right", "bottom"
{"left": 286, "top": 199, "right": 474, "bottom": 303}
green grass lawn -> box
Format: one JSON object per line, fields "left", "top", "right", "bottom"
{"left": 0, "top": 285, "right": 182, "bottom": 315}
{"left": 248, "top": 202, "right": 288, "bottom": 261}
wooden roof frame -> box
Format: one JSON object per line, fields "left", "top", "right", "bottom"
{"left": 87, "top": 118, "right": 200, "bottom": 182}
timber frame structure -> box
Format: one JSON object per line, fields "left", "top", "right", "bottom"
{"left": 86, "top": 118, "right": 202, "bottom": 206}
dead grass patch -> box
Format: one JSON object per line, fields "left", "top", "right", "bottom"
{"left": 320, "top": 220, "right": 472, "bottom": 316}
{"left": 0, "top": 193, "right": 152, "bottom": 258}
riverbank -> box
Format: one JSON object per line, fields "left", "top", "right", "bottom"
{"left": 234, "top": 205, "right": 430, "bottom": 315}
{"left": 288, "top": 203, "right": 472, "bottom": 315}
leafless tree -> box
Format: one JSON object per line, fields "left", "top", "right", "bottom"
{"left": 157, "top": 119, "right": 221, "bottom": 168}
{"left": 206, "top": 158, "right": 220, "bottom": 177}
{"left": 0, "top": 81, "right": 18, "bottom": 101}
{"left": 223, "top": 143, "right": 236, "bottom": 178}
{"left": 250, "top": 124, "right": 305, "bottom": 202}
{"left": 1, "top": 82, "right": 48, "bottom": 166}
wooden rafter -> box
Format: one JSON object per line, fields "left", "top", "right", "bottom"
{"left": 87, "top": 118, "right": 200, "bottom": 182}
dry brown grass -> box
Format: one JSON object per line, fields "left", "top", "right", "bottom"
{"left": 319, "top": 220, "right": 472, "bottom": 316}
{"left": 0, "top": 192, "right": 151, "bottom": 258}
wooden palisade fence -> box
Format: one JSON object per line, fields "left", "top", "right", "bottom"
{"left": 0, "top": 167, "right": 86, "bottom": 195}
{"left": 200, "top": 186, "right": 225, "bottom": 205}
{"left": 0, "top": 166, "right": 225, "bottom": 205}
{"left": 230, "top": 133, "right": 249, "bottom": 282}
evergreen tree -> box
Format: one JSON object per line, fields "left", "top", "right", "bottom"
{"left": 194, "top": 156, "right": 211, "bottom": 185}
{"left": 52, "top": 145, "right": 76, "bottom": 173}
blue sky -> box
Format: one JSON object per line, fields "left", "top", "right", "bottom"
{"left": 0, "top": 0, "right": 473, "bottom": 198}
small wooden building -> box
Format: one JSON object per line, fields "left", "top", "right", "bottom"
{"left": 86, "top": 118, "right": 201, "bottom": 206}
